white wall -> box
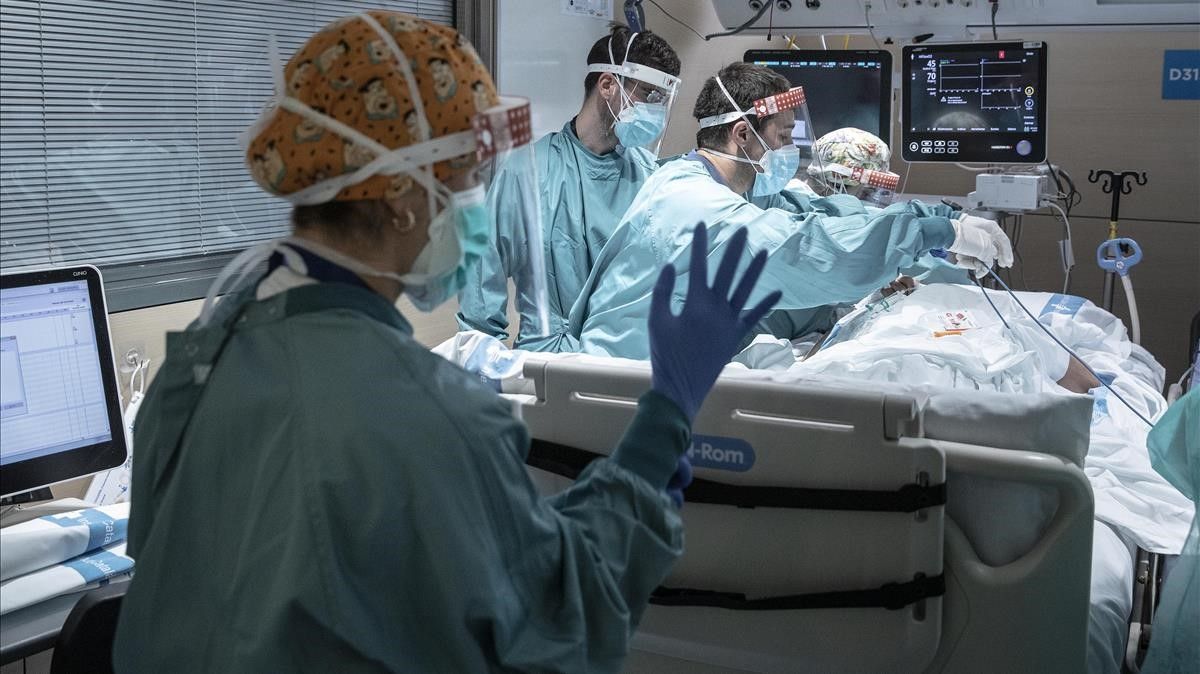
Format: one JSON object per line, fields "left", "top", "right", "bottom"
{"left": 496, "top": 0, "right": 613, "bottom": 139}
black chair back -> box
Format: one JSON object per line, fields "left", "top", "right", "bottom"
{"left": 50, "top": 582, "right": 128, "bottom": 674}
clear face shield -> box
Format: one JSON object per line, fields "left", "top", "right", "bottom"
{"left": 807, "top": 162, "right": 900, "bottom": 207}
{"left": 804, "top": 126, "right": 900, "bottom": 207}
{"left": 586, "top": 32, "right": 681, "bottom": 157}
{"left": 698, "top": 83, "right": 817, "bottom": 196}
{"left": 472, "top": 100, "right": 551, "bottom": 337}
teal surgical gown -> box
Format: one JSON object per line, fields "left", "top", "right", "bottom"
{"left": 568, "top": 155, "right": 958, "bottom": 359}
{"left": 457, "top": 120, "right": 657, "bottom": 352}
{"left": 112, "top": 275, "right": 690, "bottom": 673}
{"left": 1142, "top": 389, "right": 1199, "bottom": 673}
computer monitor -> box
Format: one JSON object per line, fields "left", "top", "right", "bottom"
{"left": 744, "top": 49, "right": 893, "bottom": 153}
{"left": 1, "top": 265, "right": 127, "bottom": 498}
{"left": 902, "top": 41, "right": 1048, "bottom": 163}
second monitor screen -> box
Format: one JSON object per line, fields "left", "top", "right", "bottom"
{"left": 745, "top": 50, "right": 892, "bottom": 152}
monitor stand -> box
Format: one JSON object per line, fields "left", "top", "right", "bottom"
{"left": 0, "top": 488, "right": 54, "bottom": 507}
{"left": 0, "top": 491, "right": 89, "bottom": 528}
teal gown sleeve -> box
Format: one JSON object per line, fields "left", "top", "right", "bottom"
{"left": 456, "top": 164, "right": 527, "bottom": 340}
{"left": 568, "top": 161, "right": 959, "bottom": 359}
{"left": 405, "top": 382, "right": 689, "bottom": 672}
{"left": 700, "top": 193, "right": 956, "bottom": 309}
{"left": 1141, "top": 389, "right": 1199, "bottom": 674}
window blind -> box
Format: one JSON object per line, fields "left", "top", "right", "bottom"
{"left": 0, "top": 0, "right": 454, "bottom": 276}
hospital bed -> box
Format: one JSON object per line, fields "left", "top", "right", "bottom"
{"left": 436, "top": 286, "right": 1184, "bottom": 672}
{"left": 508, "top": 358, "right": 1096, "bottom": 673}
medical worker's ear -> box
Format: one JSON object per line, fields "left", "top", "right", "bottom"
{"left": 596, "top": 72, "right": 621, "bottom": 102}
{"left": 383, "top": 184, "right": 429, "bottom": 236}
{"left": 731, "top": 120, "right": 752, "bottom": 150}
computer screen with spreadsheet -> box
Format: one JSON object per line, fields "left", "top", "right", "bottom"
{"left": 1, "top": 266, "right": 127, "bottom": 497}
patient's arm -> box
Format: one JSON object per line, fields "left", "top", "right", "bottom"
{"left": 1058, "top": 356, "right": 1101, "bottom": 394}
{"left": 880, "top": 275, "right": 917, "bottom": 298}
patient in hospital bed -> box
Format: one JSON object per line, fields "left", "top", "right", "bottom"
{"left": 738, "top": 281, "right": 1192, "bottom": 673}
{"left": 435, "top": 281, "right": 1191, "bottom": 673}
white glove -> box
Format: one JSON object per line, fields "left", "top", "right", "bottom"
{"left": 948, "top": 215, "right": 1014, "bottom": 275}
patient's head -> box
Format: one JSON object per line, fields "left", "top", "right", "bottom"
{"left": 806, "top": 127, "right": 899, "bottom": 207}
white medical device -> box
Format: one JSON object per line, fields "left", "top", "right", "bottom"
{"left": 967, "top": 173, "right": 1052, "bottom": 212}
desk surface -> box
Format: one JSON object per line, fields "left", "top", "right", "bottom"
{"left": 0, "top": 591, "right": 83, "bottom": 664}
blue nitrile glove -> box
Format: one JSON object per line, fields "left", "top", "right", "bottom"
{"left": 666, "top": 455, "right": 693, "bottom": 508}
{"left": 649, "top": 222, "right": 783, "bottom": 423}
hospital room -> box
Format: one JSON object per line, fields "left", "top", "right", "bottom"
{"left": 1, "top": 0, "right": 1198, "bottom": 672}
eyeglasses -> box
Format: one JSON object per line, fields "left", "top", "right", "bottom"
{"left": 628, "top": 81, "right": 668, "bottom": 105}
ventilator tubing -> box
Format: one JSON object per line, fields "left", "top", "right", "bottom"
{"left": 1121, "top": 275, "right": 1140, "bottom": 346}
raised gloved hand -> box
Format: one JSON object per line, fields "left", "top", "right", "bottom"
{"left": 649, "top": 223, "right": 782, "bottom": 423}
{"left": 666, "top": 455, "right": 693, "bottom": 508}
{"left": 948, "top": 214, "right": 1014, "bottom": 276}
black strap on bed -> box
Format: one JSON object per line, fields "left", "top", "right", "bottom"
{"left": 527, "top": 439, "right": 946, "bottom": 513}
{"left": 649, "top": 573, "right": 945, "bottom": 611}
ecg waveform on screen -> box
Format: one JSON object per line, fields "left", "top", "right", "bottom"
{"left": 930, "top": 60, "right": 1026, "bottom": 111}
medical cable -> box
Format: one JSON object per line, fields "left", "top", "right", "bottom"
{"left": 645, "top": 0, "right": 706, "bottom": 42}
{"left": 1045, "top": 201, "right": 1075, "bottom": 294}
{"left": 899, "top": 158, "right": 912, "bottom": 195}
{"left": 1122, "top": 274, "right": 1141, "bottom": 345}
{"left": 980, "top": 269, "right": 1157, "bottom": 428}
{"left": 970, "top": 275, "right": 1012, "bottom": 330}
{"left": 864, "top": 4, "right": 882, "bottom": 49}
{"left": 989, "top": 0, "right": 999, "bottom": 40}
{"left": 1177, "top": 366, "right": 1195, "bottom": 389}
{"left": 704, "top": 2, "right": 770, "bottom": 40}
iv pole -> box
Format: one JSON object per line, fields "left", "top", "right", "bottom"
{"left": 1088, "top": 169, "right": 1148, "bottom": 312}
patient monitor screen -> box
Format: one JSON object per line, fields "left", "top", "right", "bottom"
{"left": 902, "top": 42, "right": 1047, "bottom": 163}
{"left": 1, "top": 280, "right": 113, "bottom": 467}
{"left": 745, "top": 49, "right": 892, "bottom": 152}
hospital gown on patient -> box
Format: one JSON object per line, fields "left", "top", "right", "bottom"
{"left": 787, "top": 283, "right": 1193, "bottom": 553}
{"left": 772, "top": 283, "right": 1192, "bottom": 673}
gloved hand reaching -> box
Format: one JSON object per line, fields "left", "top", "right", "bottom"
{"left": 649, "top": 223, "right": 782, "bottom": 423}
{"left": 947, "top": 214, "right": 1014, "bottom": 277}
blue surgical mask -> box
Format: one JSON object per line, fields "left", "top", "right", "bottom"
{"left": 750, "top": 142, "right": 800, "bottom": 197}
{"left": 404, "top": 188, "right": 491, "bottom": 311}
{"left": 705, "top": 137, "right": 801, "bottom": 198}
{"left": 614, "top": 101, "right": 667, "bottom": 149}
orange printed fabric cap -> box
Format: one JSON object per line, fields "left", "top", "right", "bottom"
{"left": 244, "top": 11, "right": 498, "bottom": 202}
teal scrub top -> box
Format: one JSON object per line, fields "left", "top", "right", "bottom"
{"left": 568, "top": 155, "right": 958, "bottom": 360}
{"left": 112, "top": 277, "right": 690, "bottom": 673}
{"left": 456, "top": 120, "right": 657, "bottom": 352}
